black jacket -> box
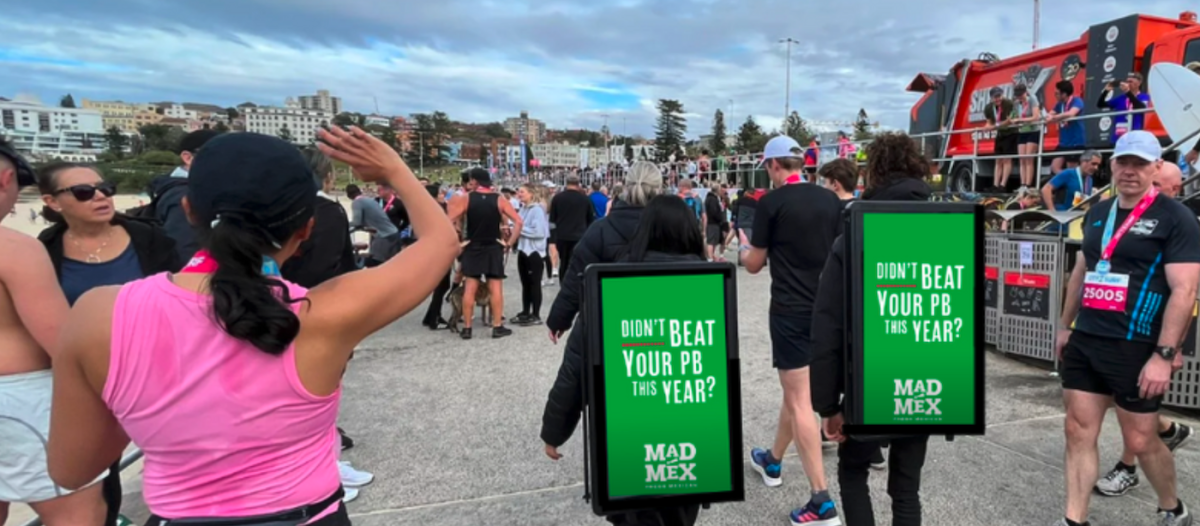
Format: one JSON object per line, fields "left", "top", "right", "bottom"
{"left": 147, "top": 173, "right": 197, "bottom": 263}
{"left": 38, "top": 214, "right": 183, "bottom": 281}
{"left": 810, "top": 177, "right": 932, "bottom": 418}
{"left": 546, "top": 202, "right": 642, "bottom": 333}
{"left": 549, "top": 188, "right": 596, "bottom": 242}
{"left": 281, "top": 196, "right": 357, "bottom": 288}
{"left": 541, "top": 249, "right": 705, "bottom": 448}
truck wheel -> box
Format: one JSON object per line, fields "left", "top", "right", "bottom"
{"left": 949, "top": 164, "right": 974, "bottom": 193}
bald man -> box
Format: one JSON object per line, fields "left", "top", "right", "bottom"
{"left": 1156, "top": 161, "right": 1184, "bottom": 198}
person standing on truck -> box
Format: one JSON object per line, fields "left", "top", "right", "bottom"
{"left": 1012, "top": 84, "right": 1043, "bottom": 192}
{"left": 1041, "top": 150, "right": 1101, "bottom": 212}
{"left": 983, "top": 87, "right": 1018, "bottom": 193}
{"left": 1047, "top": 80, "right": 1088, "bottom": 175}
{"left": 1097, "top": 72, "right": 1150, "bottom": 139}
{"left": 1055, "top": 131, "right": 1198, "bottom": 526}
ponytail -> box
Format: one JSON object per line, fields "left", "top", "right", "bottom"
{"left": 206, "top": 217, "right": 303, "bottom": 355}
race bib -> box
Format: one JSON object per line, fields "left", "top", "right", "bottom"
{"left": 1082, "top": 272, "right": 1129, "bottom": 312}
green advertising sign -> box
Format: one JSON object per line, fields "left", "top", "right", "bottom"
{"left": 584, "top": 263, "right": 744, "bottom": 515}
{"left": 847, "top": 204, "right": 985, "bottom": 436}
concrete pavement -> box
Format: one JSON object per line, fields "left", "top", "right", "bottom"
{"left": 7, "top": 262, "right": 1198, "bottom": 526}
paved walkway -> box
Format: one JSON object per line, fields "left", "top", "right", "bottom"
{"left": 6, "top": 263, "right": 1198, "bottom": 526}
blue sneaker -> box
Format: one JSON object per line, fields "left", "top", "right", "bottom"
{"left": 750, "top": 447, "right": 782, "bottom": 487}
{"left": 790, "top": 499, "right": 841, "bottom": 526}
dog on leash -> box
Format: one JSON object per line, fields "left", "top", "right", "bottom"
{"left": 446, "top": 281, "right": 491, "bottom": 333}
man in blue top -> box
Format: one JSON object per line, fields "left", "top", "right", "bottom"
{"left": 1047, "top": 80, "right": 1087, "bottom": 175}
{"left": 589, "top": 181, "right": 609, "bottom": 218}
{"left": 1041, "top": 150, "right": 1101, "bottom": 211}
{"left": 1097, "top": 72, "right": 1150, "bottom": 140}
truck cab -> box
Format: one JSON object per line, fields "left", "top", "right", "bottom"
{"left": 909, "top": 12, "right": 1200, "bottom": 194}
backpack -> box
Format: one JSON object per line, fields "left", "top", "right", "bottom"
{"left": 126, "top": 178, "right": 187, "bottom": 224}
{"left": 684, "top": 196, "right": 703, "bottom": 219}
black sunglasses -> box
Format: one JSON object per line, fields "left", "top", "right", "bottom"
{"left": 54, "top": 182, "right": 117, "bottom": 201}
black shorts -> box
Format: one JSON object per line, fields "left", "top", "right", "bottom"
{"left": 769, "top": 311, "right": 812, "bottom": 370}
{"left": 994, "top": 133, "right": 1018, "bottom": 156}
{"left": 1060, "top": 330, "right": 1161, "bottom": 413}
{"left": 548, "top": 227, "right": 557, "bottom": 244}
{"left": 1017, "top": 131, "right": 1040, "bottom": 145}
{"left": 461, "top": 244, "right": 507, "bottom": 279}
{"left": 706, "top": 223, "right": 722, "bottom": 245}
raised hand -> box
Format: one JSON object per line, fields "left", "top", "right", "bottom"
{"left": 317, "top": 126, "right": 406, "bottom": 183}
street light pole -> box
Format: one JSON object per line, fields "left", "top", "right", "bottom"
{"left": 418, "top": 131, "right": 424, "bottom": 176}
{"left": 779, "top": 38, "right": 799, "bottom": 121}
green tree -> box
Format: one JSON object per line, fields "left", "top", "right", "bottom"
{"left": 278, "top": 125, "right": 295, "bottom": 143}
{"left": 711, "top": 109, "right": 727, "bottom": 154}
{"left": 138, "top": 124, "right": 173, "bottom": 152}
{"left": 138, "top": 150, "right": 182, "bottom": 166}
{"left": 783, "top": 111, "right": 814, "bottom": 145}
{"left": 853, "top": 108, "right": 875, "bottom": 141}
{"left": 483, "top": 122, "right": 509, "bottom": 139}
{"left": 225, "top": 107, "right": 239, "bottom": 121}
{"left": 60, "top": 94, "right": 76, "bottom": 108}
{"left": 378, "top": 127, "right": 398, "bottom": 150}
{"left": 653, "top": 99, "right": 687, "bottom": 162}
{"left": 103, "top": 127, "right": 128, "bottom": 159}
{"left": 333, "top": 113, "right": 357, "bottom": 128}
{"left": 213, "top": 121, "right": 230, "bottom": 133}
{"left": 735, "top": 116, "right": 767, "bottom": 154}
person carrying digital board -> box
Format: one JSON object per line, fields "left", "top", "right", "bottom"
{"left": 738, "top": 135, "right": 845, "bottom": 526}
{"left": 809, "top": 132, "right": 935, "bottom": 526}
{"left": 1055, "top": 131, "right": 1200, "bottom": 526}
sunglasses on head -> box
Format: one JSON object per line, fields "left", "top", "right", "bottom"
{"left": 54, "top": 182, "right": 117, "bottom": 201}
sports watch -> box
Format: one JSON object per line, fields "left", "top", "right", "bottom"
{"left": 1155, "top": 346, "right": 1178, "bottom": 360}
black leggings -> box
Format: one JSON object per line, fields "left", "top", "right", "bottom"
{"left": 837, "top": 435, "right": 929, "bottom": 526}
{"left": 556, "top": 240, "right": 577, "bottom": 281}
{"left": 517, "top": 251, "right": 544, "bottom": 317}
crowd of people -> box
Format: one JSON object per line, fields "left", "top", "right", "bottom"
{"left": 0, "top": 120, "right": 1195, "bottom": 526}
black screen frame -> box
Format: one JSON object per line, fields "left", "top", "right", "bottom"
{"left": 843, "top": 202, "right": 987, "bottom": 437}
{"left": 583, "top": 262, "right": 745, "bottom": 516}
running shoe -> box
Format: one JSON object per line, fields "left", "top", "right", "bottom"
{"left": 789, "top": 499, "right": 841, "bottom": 526}
{"left": 1159, "top": 501, "right": 1192, "bottom": 526}
{"left": 1164, "top": 423, "right": 1193, "bottom": 452}
{"left": 1094, "top": 464, "right": 1139, "bottom": 497}
{"left": 519, "top": 315, "right": 543, "bottom": 327}
{"left": 510, "top": 313, "right": 531, "bottom": 325}
{"left": 460, "top": 328, "right": 473, "bottom": 340}
{"left": 493, "top": 325, "right": 513, "bottom": 339}
{"left": 339, "top": 461, "right": 375, "bottom": 488}
{"left": 342, "top": 487, "right": 359, "bottom": 503}
{"left": 749, "top": 448, "right": 782, "bottom": 487}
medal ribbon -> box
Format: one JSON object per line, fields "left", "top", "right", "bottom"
{"left": 784, "top": 173, "right": 804, "bottom": 185}
{"left": 1099, "top": 186, "right": 1158, "bottom": 264}
{"left": 179, "top": 250, "right": 282, "bottom": 277}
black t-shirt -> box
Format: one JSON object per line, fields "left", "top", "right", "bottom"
{"left": 750, "top": 183, "right": 844, "bottom": 313}
{"left": 705, "top": 193, "right": 724, "bottom": 225}
{"left": 1075, "top": 195, "right": 1200, "bottom": 343}
{"left": 549, "top": 189, "right": 595, "bottom": 242}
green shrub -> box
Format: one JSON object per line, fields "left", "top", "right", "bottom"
{"left": 138, "top": 150, "right": 181, "bottom": 166}
{"left": 96, "top": 164, "right": 164, "bottom": 194}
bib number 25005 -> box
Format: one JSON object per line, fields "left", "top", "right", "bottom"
{"left": 1082, "top": 272, "right": 1129, "bottom": 312}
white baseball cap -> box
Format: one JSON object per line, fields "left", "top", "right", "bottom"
{"left": 757, "top": 135, "right": 804, "bottom": 167}
{"left": 1113, "top": 130, "right": 1162, "bottom": 162}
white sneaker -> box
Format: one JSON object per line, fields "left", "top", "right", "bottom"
{"left": 342, "top": 486, "right": 359, "bottom": 503}
{"left": 339, "top": 461, "right": 375, "bottom": 488}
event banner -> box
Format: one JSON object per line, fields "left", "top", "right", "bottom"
{"left": 849, "top": 203, "right": 985, "bottom": 435}
{"left": 600, "top": 272, "right": 733, "bottom": 498}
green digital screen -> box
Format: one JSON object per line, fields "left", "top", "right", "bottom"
{"left": 862, "top": 213, "right": 978, "bottom": 426}
{"left": 600, "top": 273, "right": 733, "bottom": 498}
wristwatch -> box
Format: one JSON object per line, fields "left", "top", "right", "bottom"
{"left": 1155, "top": 346, "right": 1178, "bottom": 360}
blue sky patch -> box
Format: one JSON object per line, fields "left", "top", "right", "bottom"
{"left": 0, "top": 48, "right": 128, "bottom": 72}
{"left": 575, "top": 82, "right": 639, "bottom": 110}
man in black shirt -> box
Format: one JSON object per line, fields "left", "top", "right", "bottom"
{"left": 548, "top": 175, "right": 595, "bottom": 279}
{"left": 1056, "top": 131, "right": 1200, "bottom": 526}
{"left": 738, "top": 135, "right": 845, "bottom": 526}
{"left": 448, "top": 168, "right": 522, "bottom": 340}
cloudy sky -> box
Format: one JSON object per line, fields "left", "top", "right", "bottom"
{"left": 0, "top": 1, "right": 1181, "bottom": 137}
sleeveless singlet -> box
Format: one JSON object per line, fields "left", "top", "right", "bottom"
{"left": 465, "top": 192, "right": 502, "bottom": 247}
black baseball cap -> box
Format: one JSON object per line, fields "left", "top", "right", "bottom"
{"left": 187, "top": 133, "right": 317, "bottom": 248}
{"left": 0, "top": 137, "right": 35, "bottom": 187}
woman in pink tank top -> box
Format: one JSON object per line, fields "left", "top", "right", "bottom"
{"left": 43, "top": 128, "right": 459, "bottom": 525}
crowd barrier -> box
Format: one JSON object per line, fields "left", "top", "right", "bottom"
{"left": 983, "top": 211, "right": 1200, "bottom": 410}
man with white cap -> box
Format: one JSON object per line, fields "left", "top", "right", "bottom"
{"left": 1055, "top": 130, "right": 1200, "bottom": 526}
{"left": 740, "top": 135, "right": 845, "bottom": 525}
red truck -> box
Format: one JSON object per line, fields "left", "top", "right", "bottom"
{"left": 908, "top": 11, "right": 1200, "bottom": 192}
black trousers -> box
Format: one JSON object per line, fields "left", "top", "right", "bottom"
{"left": 606, "top": 505, "right": 700, "bottom": 526}
{"left": 422, "top": 269, "right": 452, "bottom": 326}
{"left": 555, "top": 240, "right": 577, "bottom": 281}
{"left": 837, "top": 436, "right": 928, "bottom": 526}
{"left": 517, "top": 251, "right": 544, "bottom": 318}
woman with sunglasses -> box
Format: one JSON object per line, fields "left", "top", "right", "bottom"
{"left": 36, "top": 162, "right": 179, "bottom": 526}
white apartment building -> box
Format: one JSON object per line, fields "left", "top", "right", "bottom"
{"left": 530, "top": 142, "right": 581, "bottom": 168}
{"left": 242, "top": 98, "right": 332, "bottom": 145}
{"left": 364, "top": 114, "right": 390, "bottom": 128}
{"left": 162, "top": 104, "right": 199, "bottom": 120}
{"left": 298, "top": 89, "right": 343, "bottom": 116}
{"left": 1, "top": 95, "right": 107, "bottom": 161}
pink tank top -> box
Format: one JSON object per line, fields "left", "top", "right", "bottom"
{"left": 103, "top": 273, "right": 341, "bottom": 519}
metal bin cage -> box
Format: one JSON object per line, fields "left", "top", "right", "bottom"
{"left": 997, "top": 234, "right": 1063, "bottom": 363}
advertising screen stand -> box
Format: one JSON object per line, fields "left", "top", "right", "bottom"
{"left": 582, "top": 262, "right": 744, "bottom": 517}
{"left": 843, "top": 202, "right": 987, "bottom": 440}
